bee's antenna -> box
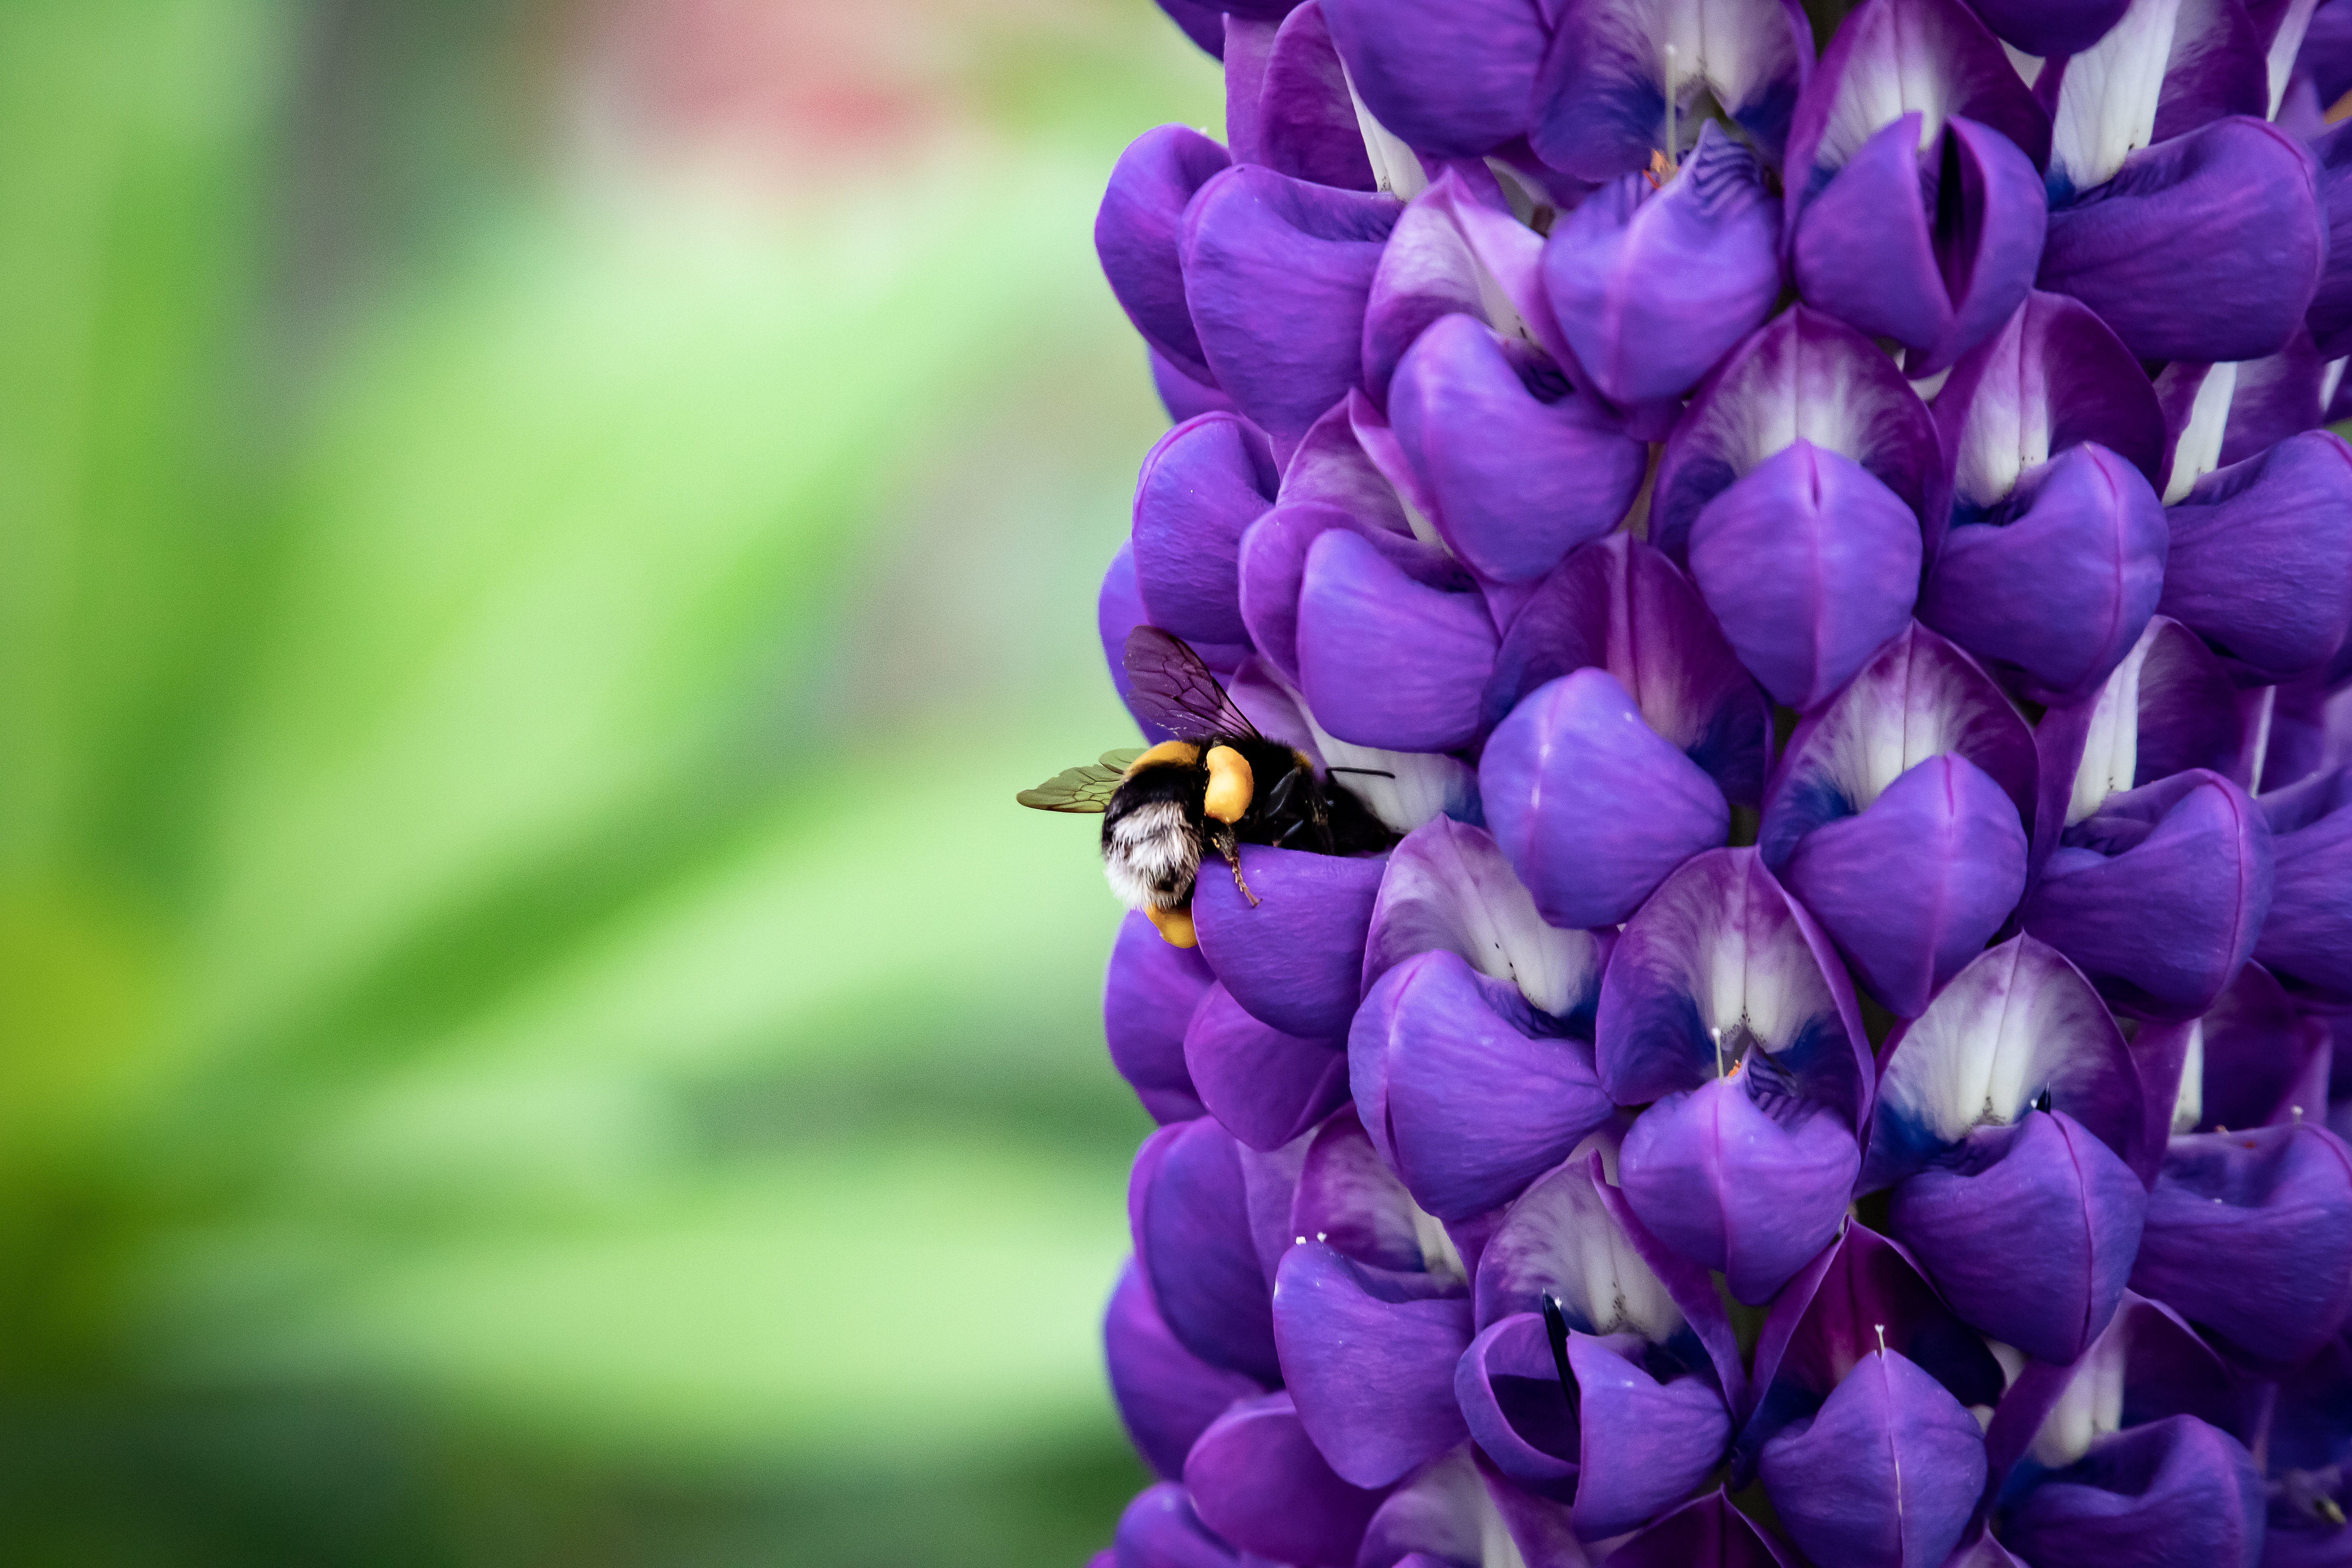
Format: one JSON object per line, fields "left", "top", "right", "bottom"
{"left": 1326, "top": 767, "right": 1395, "bottom": 778}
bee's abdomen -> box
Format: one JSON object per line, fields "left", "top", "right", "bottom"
{"left": 1102, "top": 766, "right": 1207, "bottom": 911}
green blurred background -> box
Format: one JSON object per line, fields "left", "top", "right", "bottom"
{"left": 0, "top": 1, "right": 1215, "bottom": 1561}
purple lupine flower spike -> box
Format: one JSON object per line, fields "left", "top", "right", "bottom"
{"left": 1073, "top": 0, "right": 2352, "bottom": 1554}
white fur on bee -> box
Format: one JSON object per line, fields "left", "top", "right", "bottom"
{"left": 1104, "top": 801, "right": 1199, "bottom": 910}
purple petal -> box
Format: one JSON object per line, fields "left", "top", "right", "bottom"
{"left": 1541, "top": 122, "right": 1784, "bottom": 405}
{"left": 2130, "top": 1122, "right": 2352, "bottom": 1367}
{"left": 1292, "top": 1107, "right": 1442, "bottom": 1276}
{"left": 1756, "top": 1348, "right": 1989, "bottom": 1568}
{"left": 1597, "top": 847, "right": 1873, "bottom": 1127}
{"left": 1139, "top": 1117, "right": 1285, "bottom": 1383}
{"left": 1744, "top": 1222, "right": 2009, "bottom": 1467}
{"left": 1115, "top": 1483, "right": 1242, "bottom": 1568}
{"left": 2018, "top": 768, "right": 2275, "bottom": 1020}
{"left": 1918, "top": 441, "right": 2169, "bottom": 702}
{"left": 1183, "top": 165, "right": 1402, "bottom": 443}
{"left": 1686, "top": 439, "right": 1922, "bottom": 709}
{"left": 1888, "top": 1109, "right": 2148, "bottom": 1364}
{"left": 1967, "top": 0, "right": 2130, "bottom": 56}
{"left": 1782, "top": 753, "right": 2030, "bottom": 1017}
{"left": 1185, "top": 983, "right": 1350, "bottom": 1153}
{"left": 1107, "top": 909, "right": 1215, "bottom": 1124}
{"left": 1185, "top": 1392, "right": 1387, "bottom": 1567}
{"left": 1238, "top": 500, "right": 1460, "bottom": 688}
{"left": 1983, "top": 1292, "right": 2243, "bottom": 1481}
{"left": 2031, "top": 616, "right": 2252, "bottom": 872}
{"left": 1134, "top": 413, "right": 1281, "bottom": 648}
{"left": 1107, "top": 1262, "right": 1269, "bottom": 1481}
{"left": 1321, "top": 0, "right": 1549, "bottom": 158}
{"left": 1865, "top": 935, "right": 2148, "bottom": 1188}
{"left": 1388, "top": 315, "right": 1647, "bottom": 583}
{"left": 1483, "top": 534, "right": 1772, "bottom": 804}
{"left": 1153, "top": 346, "right": 1238, "bottom": 423}
{"left": 1155, "top": 0, "right": 1231, "bottom": 56}
{"left": 2309, "top": 116, "right": 2352, "bottom": 353}
{"left": 1792, "top": 113, "right": 2047, "bottom": 375}
{"left": 1351, "top": 950, "right": 1615, "bottom": 1221}
{"left": 1099, "top": 125, "right": 1234, "bottom": 384}
{"left": 1255, "top": 4, "right": 1378, "bottom": 190}
{"left": 1453, "top": 1314, "right": 1581, "bottom": 1499}
{"left": 1223, "top": 16, "right": 1280, "bottom": 170}
{"left": 1271, "top": 1242, "right": 1473, "bottom": 1487}
{"left": 1479, "top": 668, "right": 1730, "bottom": 929}
{"left": 1472, "top": 1151, "right": 1691, "bottom": 1344}
{"left": 1356, "top": 1447, "right": 1579, "bottom": 1568}
{"left": 1277, "top": 394, "right": 1412, "bottom": 536}
{"left": 2197, "top": 960, "right": 2334, "bottom": 1131}
{"left": 2039, "top": 115, "right": 2326, "bottom": 364}
{"left": 1759, "top": 623, "right": 2038, "bottom": 873}
{"left": 1620, "top": 1075, "right": 1863, "bottom": 1303}
{"left": 1933, "top": 289, "right": 2168, "bottom": 523}
{"left": 1194, "top": 843, "right": 1387, "bottom": 1040}
{"left": 2258, "top": 766, "right": 2352, "bottom": 998}
{"left": 1296, "top": 528, "right": 1496, "bottom": 751}
{"left": 1361, "top": 176, "right": 1505, "bottom": 410}
{"left": 1600, "top": 1489, "right": 1802, "bottom": 1568}
{"left": 2220, "top": 327, "right": 2332, "bottom": 465}
{"left": 1651, "top": 306, "right": 1946, "bottom": 562}
{"left": 2003, "top": 1414, "right": 2264, "bottom": 1568}
{"left": 1565, "top": 1331, "right": 1734, "bottom": 1540}
{"left": 2161, "top": 428, "right": 2352, "bottom": 685}
{"left": 1531, "top": 0, "right": 1813, "bottom": 180}
{"left": 1361, "top": 816, "right": 1610, "bottom": 1022}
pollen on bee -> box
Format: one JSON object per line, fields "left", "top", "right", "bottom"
{"left": 1203, "top": 745, "right": 1254, "bottom": 824}
{"left": 1146, "top": 903, "right": 1198, "bottom": 949}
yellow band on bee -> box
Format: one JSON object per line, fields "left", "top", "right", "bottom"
{"left": 1147, "top": 904, "right": 1198, "bottom": 948}
{"left": 1125, "top": 739, "right": 1201, "bottom": 776}
{"left": 1203, "top": 745, "right": 1254, "bottom": 824}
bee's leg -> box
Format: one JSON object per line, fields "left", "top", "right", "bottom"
{"left": 1312, "top": 788, "right": 1336, "bottom": 855}
{"left": 1213, "top": 823, "right": 1259, "bottom": 906}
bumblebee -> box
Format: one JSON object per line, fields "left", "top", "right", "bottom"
{"left": 1019, "top": 628, "right": 1393, "bottom": 947}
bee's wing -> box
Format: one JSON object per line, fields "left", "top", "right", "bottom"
{"left": 1123, "top": 626, "right": 1263, "bottom": 741}
{"left": 1016, "top": 757, "right": 1130, "bottom": 813}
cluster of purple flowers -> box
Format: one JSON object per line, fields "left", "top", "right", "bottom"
{"left": 1080, "top": 0, "right": 2352, "bottom": 1562}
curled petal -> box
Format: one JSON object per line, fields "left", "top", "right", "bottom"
{"left": 1272, "top": 1243, "right": 1473, "bottom": 1488}
{"left": 1970, "top": 0, "right": 2129, "bottom": 55}
{"left": 2160, "top": 428, "right": 2352, "bottom": 685}
{"left": 1760, "top": 623, "right": 2037, "bottom": 876}
{"left": 1185, "top": 983, "right": 1349, "bottom": 1153}
{"left": 1917, "top": 441, "right": 2169, "bottom": 702}
{"left": 1756, "top": 1348, "right": 1989, "bottom": 1568}
{"left": 1297, "top": 528, "right": 1498, "bottom": 751}
{"left": 2031, "top": 615, "right": 2251, "bottom": 869}
{"left": 1888, "top": 1109, "right": 2148, "bottom": 1364}
{"left": 1792, "top": 113, "right": 2047, "bottom": 375}
{"left": 1484, "top": 534, "right": 1772, "bottom": 802}
{"left": 2018, "top": 768, "right": 2274, "bottom": 1019}
{"left": 2130, "top": 1122, "right": 2352, "bottom": 1367}
{"left": 2257, "top": 766, "right": 2352, "bottom": 998}
{"left": 1138, "top": 1117, "right": 1284, "bottom": 1382}
{"left": 1934, "top": 289, "right": 2167, "bottom": 521}
{"left": 1277, "top": 394, "right": 1413, "bottom": 536}
{"left": 2309, "top": 116, "right": 2352, "bottom": 353}
{"left": 1106, "top": 909, "right": 1215, "bottom": 1124}
{"left": 2038, "top": 115, "right": 2325, "bottom": 364}
{"left": 1983, "top": 1291, "right": 2243, "bottom": 1481}
{"left": 2003, "top": 1414, "right": 2265, "bottom": 1568}
{"left": 1532, "top": 0, "right": 1813, "bottom": 179}
{"left": 1786, "top": 0, "right": 2051, "bottom": 189}
{"left": 1388, "top": 315, "right": 1647, "bottom": 584}
{"left": 1185, "top": 1392, "right": 1386, "bottom": 1568}
{"left": 1361, "top": 178, "right": 1503, "bottom": 410}
{"left": 1256, "top": 4, "right": 1378, "bottom": 191}
{"left": 1362, "top": 816, "right": 1610, "bottom": 1023}
{"left": 1541, "top": 121, "right": 1784, "bottom": 405}
{"left": 1652, "top": 306, "right": 1945, "bottom": 561}
{"left": 1321, "top": 0, "right": 1550, "bottom": 158}
{"left": 1115, "top": 1482, "right": 1243, "bottom": 1568}
{"left": 2219, "top": 327, "right": 2332, "bottom": 465}
{"left": 1565, "top": 1331, "right": 1733, "bottom": 1540}
{"left": 1194, "top": 843, "right": 1387, "bottom": 1040}
{"left": 2195, "top": 960, "right": 2332, "bottom": 1131}
{"left": 1782, "top": 753, "right": 2030, "bottom": 1017}
{"left": 1292, "top": 1107, "right": 1439, "bottom": 1276}
{"left": 1355, "top": 1446, "right": 1578, "bottom": 1568}
{"left": 2041, "top": 0, "right": 2267, "bottom": 197}
{"left": 1133, "top": 413, "right": 1279, "bottom": 648}
{"left": 1098, "top": 125, "right": 1233, "bottom": 383}
{"left": 1153, "top": 346, "right": 1236, "bottom": 423}
{"left": 1866, "top": 934, "right": 2147, "bottom": 1188}
{"left": 1107, "top": 1263, "right": 1268, "bottom": 1481}
{"left": 1685, "top": 439, "right": 1921, "bottom": 709}
{"left": 1183, "top": 165, "right": 1402, "bottom": 443}
{"left": 1454, "top": 1313, "right": 1581, "bottom": 1499}
{"left": 1238, "top": 501, "right": 1461, "bottom": 688}
{"left": 1597, "top": 847, "right": 1872, "bottom": 1126}
{"left": 1480, "top": 668, "right": 1730, "bottom": 929}
{"left": 1351, "top": 951, "right": 1615, "bottom": 1222}
{"left": 1620, "top": 1076, "right": 1863, "bottom": 1304}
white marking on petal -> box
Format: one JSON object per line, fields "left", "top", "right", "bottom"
{"left": 2031, "top": 1314, "right": 2129, "bottom": 1468}
{"left": 2174, "top": 1020, "right": 2206, "bottom": 1132}
{"left": 1953, "top": 311, "right": 2051, "bottom": 508}
{"left": 1881, "top": 942, "right": 2112, "bottom": 1144}
{"left": 2269, "top": 0, "right": 2322, "bottom": 115}
{"left": 1411, "top": 1199, "right": 1469, "bottom": 1284}
{"left": 1342, "top": 64, "right": 1427, "bottom": 200}
{"left": 2050, "top": 0, "right": 2183, "bottom": 193}
{"left": 1293, "top": 687, "right": 1480, "bottom": 833}
{"left": 2069, "top": 625, "right": 2158, "bottom": 823}
{"left": 2164, "top": 360, "right": 2238, "bottom": 502}
{"left": 2002, "top": 41, "right": 2047, "bottom": 87}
